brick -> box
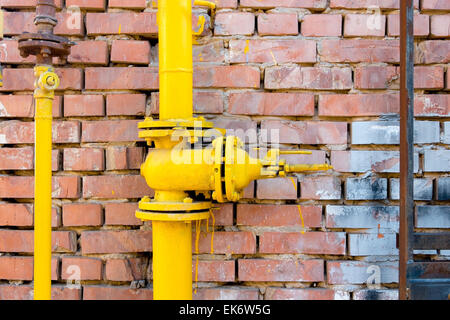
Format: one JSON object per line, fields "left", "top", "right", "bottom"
{"left": 354, "top": 66, "right": 398, "bottom": 90}
{"left": 0, "top": 203, "right": 33, "bottom": 227}
{"left": 85, "top": 67, "right": 158, "bottom": 90}
{"left": 86, "top": 12, "right": 157, "bottom": 36}
{"left": 0, "top": 230, "right": 76, "bottom": 253}
{"left": 192, "top": 260, "right": 235, "bottom": 282}
{"left": 209, "top": 204, "right": 234, "bottom": 226}
{"left": 63, "top": 203, "right": 103, "bottom": 227}
{"left": 0, "top": 95, "right": 33, "bottom": 117}
{"left": 83, "top": 286, "right": 153, "bottom": 300}
{"left": 195, "top": 66, "right": 260, "bottom": 89}
{"left": 237, "top": 204, "right": 322, "bottom": 228}
{"left": 240, "top": 0, "right": 327, "bottom": 9}
{"left": 346, "top": 178, "right": 388, "bottom": 200}
{"left": 348, "top": 233, "right": 398, "bottom": 256}
{"left": 105, "top": 147, "right": 144, "bottom": 171}
{"left": 229, "top": 39, "right": 315, "bottom": 63}
{"left": 194, "top": 288, "right": 259, "bottom": 300}
{"left": 68, "top": 41, "right": 108, "bottom": 65}
{"left": 64, "top": 95, "right": 105, "bottom": 117}
{"left": 61, "top": 257, "right": 103, "bottom": 281}
{"left": 151, "top": 91, "right": 224, "bottom": 114}
{"left": 195, "top": 231, "right": 256, "bottom": 254}
{"left": 104, "top": 202, "right": 142, "bottom": 226}
{"left": 3, "top": 11, "right": 84, "bottom": 36}
{"left": 332, "top": 0, "right": 419, "bottom": 8}
{"left": 0, "top": 285, "right": 81, "bottom": 300}
{"left": 265, "top": 288, "right": 349, "bottom": 300}
{"left": 66, "top": 0, "right": 106, "bottom": 10}
{"left": 0, "top": 68, "right": 82, "bottom": 92}
{"left": 105, "top": 258, "right": 147, "bottom": 282}
{"left": 193, "top": 40, "right": 226, "bottom": 63}
{"left": 326, "top": 206, "right": 399, "bottom": 231}
{"left": 353, "top": 289, "right": 398, "bottom": 300}
{"left": 81, "top": 230, "right": 152, "bottom": 254}
{"left": 238, "top": 259, "right": 324, "bottom": 282}
{"left": 431, "top": 15, "right": 450, "bottom": 37}
{"left": 320, "top": 40, "right": 399, "bottom": 63}
{"left": 388, "top": 14, "right": 429, "bottom": 36}
{"left": 327, "top": 261, "right": 398, "bottom": 284}
{"left": 0, "top": 147, "right": 33, "bottom": 170}
{"left": 390, "top": 178, "right": 434, "bottom": 201}
{"left": 424, "top": 150, "right": 450, "bottom": 172}
{"left": 265, "top": 66, "right": 352, "bottom": 90}
{"left": 414, "top": 95, "right": 449, "bottom": 117}
{"left": 352, "top": 121, "right": 440, "bottom": 144}
{"left": 414, "top": 66, "right": 445, "bottom": 89}
{"left": 257, "top": 177, "right": 297, "bottom": 200}
{"left": 422, "top": 0, "right": 450, "bottom": 10}
{"left": 261, "top": 120, "right": 347, "bottom": 145}
{"left": 109, "top": 0, "right": 147, "bottom": 9}
{"left": 300, "top": 176, "right": 341, "bottom": 200}
{"left": 228, "top": 92, "right": 314, "bottom": 116}
{"left": 437, "top": 178, "right": 450, "bottom": 201}
{"left": 0, "top": 176, "right": 80, "bottom": 199}
{"left": 212, "top": 118, "right": 257, "bottom": 142}
{"left": 344, "top": 14, "right": 386, "bottom": 37}
{"left": 321, "top": 94, "right": 397, "bottom": 117}
{"left": 0, "top": 256, "right": 33, "bottom": 280}
{"left": 257, "top": 13, "right": 299, "bottom": 36}
{"left": 111, "top": 40, "right": 150, "bottom": 65}
{"left": 0, "top": 40, "right": 35, "bottom": 64}
{"left": 81, "top": 120, "right": 140, "bottom": 143}
{"left": 214, "top": 12, "right": 255, "bottom": 35}
{"left": 331, "top": 150, "right": 419, "bottom": 173}
{"left": 106, "top": 94, "right": 146, "bottom": 116}
{"left": 416, "top": 206, "right": 450, "bottom": 228}
{"left": 416, "top": 41, "right": 450, "bottom": 64}
{"left": 302, "top": 14, "right": 342, "bottom": 37}
{"left": 260, "top": 232, "right": 346, "bottom": 255}
{"left": 0, "top": 0, "right": 63, "bottom": 8}
{"left": 64, "top": 148, "right": 105, "bottom": 171}
{"left": 83, "top": 175, "right": 152, "bottom": 199}
{"left": 444, "top": 122, "right": 450, "bottom": 144}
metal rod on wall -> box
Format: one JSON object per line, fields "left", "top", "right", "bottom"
{"left": 399, "top": 0, "right": 415, "bottom": 301}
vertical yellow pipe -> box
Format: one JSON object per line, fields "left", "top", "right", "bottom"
{"left": 33, "top": 66, "right": 59, "bottom": 300}
{"left": 158, "top": 0, "right": 193, "bottom": 120}
{"left": 152, "top": 221, "right": 193, "bottom": 300}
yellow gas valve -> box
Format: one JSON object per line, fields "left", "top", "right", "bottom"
{"left": 136, "top": 117, "right": 333, "bottom": 222}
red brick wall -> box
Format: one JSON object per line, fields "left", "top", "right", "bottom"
{"left": 0, "top": 0, "right": 449, "bottom": 300}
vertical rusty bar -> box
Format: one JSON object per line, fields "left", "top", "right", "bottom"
{"left": 399, "top": 0, "right": 415, "bottom": 301}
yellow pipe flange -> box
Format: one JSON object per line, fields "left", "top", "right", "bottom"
{"left": 136, "top": 210, "right": 210, "bottom": 222}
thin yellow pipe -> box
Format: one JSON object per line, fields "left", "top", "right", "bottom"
{"left": 33, "top": 65, "right": 59, "bottom": 301}
{"left": 152, "top": 220, "right": 193, "bottom": 300}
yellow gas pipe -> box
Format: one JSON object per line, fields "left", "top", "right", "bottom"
{"left": 33, "top": 66, "right": 60, "bottom": 300}
{"left": 137, "top": 0, "right": 332, "bottom": 300}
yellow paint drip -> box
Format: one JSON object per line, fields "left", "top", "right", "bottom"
{"left": 194, "top": 220, "right": 201, "bottom": 294}
{"left": 118, "top": 24, "right": 121, "bottom": 34}
{"left": 210, "top": 210, "right": 215, "bottom": 254}
{"left": 244, "top": 39, "right": 250, "bottom": 54}
{"left": 289, "top": 177, "right": 305, "bottom": 234}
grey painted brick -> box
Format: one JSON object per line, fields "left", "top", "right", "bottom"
{"left": 327, "top": 261, "right": 398, "bottom": 285}
{"left": 346, "top": 178, "right": 387, "bottom": 200}
{"left": 353, "top": 289, "right": 399, "bottom": 300}
{"left": 332, "top": 151, "right": 419, "bottom": 173}
{"left": 437, "top": 177, "right": 450, "bottom": 201}
{"left": 424, "top": 150, "right": 450, "bottom": 172}
{"left": 415, "top": 206, "right": 450, "bottom": 228}
{"left": 440, "top": 250, "right": 450, "bottom": 255}
{"left": 390, "top": 178, "right": 433, "bottom": 200}
{"left": 348, "top": 233, "right": 398, "bottom": 256}
{"left": 352, "top": 121, "right": 440, "bottom": 145}
{"left": 444, "top": 122, "right": 450, "bottom": 144}
{"left": 326, "top": 206, "right": 399, "bottom": 231}
{"left": 413, "top": 250, "right": 437, "bottom": 255}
